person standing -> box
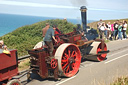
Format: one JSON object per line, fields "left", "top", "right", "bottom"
{"left": 114, "top": 20, "right": 119, "bottom": 40}
{"left": 97, "top": 19, "right": 103, "bottom": 35}
{"left": 122, "top": 21, "right": 127, "bottom": 39}
{"left": 42, "top": 23, "right": 50, "bottom": 47}
{"left": 110, "top": 22, "right": 115, "bottom": 40}
{"left": 44, "top": 25, "right": 57, "bottom": 57}
{"left": 118, "top": 22, "right": 123, "bottom": 40}
{"left": 99, "top": 22, "right": 105, "bottom": 39}
{"left": 107, "top": 22, "right": 111, "bottom": 40}
{"left": 104, "top": 22, "right": 108, "bottom": 40}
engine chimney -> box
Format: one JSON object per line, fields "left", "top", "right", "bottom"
{"left": 80, "top": 6, "right": 87, "bottom": 33}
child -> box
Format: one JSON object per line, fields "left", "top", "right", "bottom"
{"left": 0, "top": 40, "right": 10, "bottom": 54}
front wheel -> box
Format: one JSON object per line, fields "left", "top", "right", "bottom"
{"left": 97, "top": 43, "right": 107, "bottom": 61}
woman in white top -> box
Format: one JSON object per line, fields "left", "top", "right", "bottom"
{"left": 122, "top": 21, "right": 127, "bottom": 39}
{"left": 107, "top": 22, "right": 111, "bottom": 40}
{"left": 99, "top": 22, "right": 105, "bottom": 39}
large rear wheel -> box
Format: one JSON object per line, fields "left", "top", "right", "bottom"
{"left": 55, "top": 43, "right": 81, "bottom": 77}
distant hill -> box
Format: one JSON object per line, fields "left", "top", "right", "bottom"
{"left": 87, "top": 18, "right": 128, "bottom": 34}
{"left": 0, "top": 19, "right": 76, "bottom": 56}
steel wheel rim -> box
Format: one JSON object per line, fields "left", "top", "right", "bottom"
{"left": 97, "top": 43, "right": 107, "bottom": 61}
{"left": 55, "top": 43, "right": 81, "bottom": 77}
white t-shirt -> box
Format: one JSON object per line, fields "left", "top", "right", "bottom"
{"left": 115, "top": 24, "right": 119, "bottom": 28}
{"left": 107, "top": 24, "right": 111, "bottom": 30}
{"left": 100, "top": 26, "right": 105, "bottom": 31}
{"left": 123, "top": 23, "right": 127, "bottom": 30}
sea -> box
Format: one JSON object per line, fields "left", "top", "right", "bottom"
{"left": 0, "top": 13, "right": 95, "bottom": 37}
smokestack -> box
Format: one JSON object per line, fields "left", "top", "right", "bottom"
{"left": 80, "top": 6, "right": 87, "bottom": 33}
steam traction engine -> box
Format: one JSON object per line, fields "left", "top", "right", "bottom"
{"left": 28, "top": 6, "right": 109, "bottom": 80}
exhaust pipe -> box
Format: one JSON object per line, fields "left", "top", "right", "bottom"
{"left": 80, "top": 6, "right": 87, "bottom": 33}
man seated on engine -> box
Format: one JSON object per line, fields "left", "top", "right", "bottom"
{"left": 0, "top": 40, "right": 10, "bottom": 54}
{"left": 81, "top": 31, "right": 88, "bottom": 42}
{"left": 73, "top": 27, "right": 88, "bottom": 42}
{"left": 43, "top": 25, "right": 57, "bottom": 58}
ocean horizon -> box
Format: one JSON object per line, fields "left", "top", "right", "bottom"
{"left": 0, "top": 13, "right": 95, "bottom": 37}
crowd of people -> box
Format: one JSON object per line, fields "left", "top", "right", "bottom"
{"left": 97, "top": 19, "right": 127, "bottom": 40}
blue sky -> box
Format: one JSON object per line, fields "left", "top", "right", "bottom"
{"left": 0, "top": 0, "right": 128, "bottom": 20}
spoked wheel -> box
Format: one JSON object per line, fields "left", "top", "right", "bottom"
{"left": 97, "top": 43, "right": 107, "bottom": 61}
{"left": 55, "top": 43, "right": 81, "bottom": 77}
{"left": 7, "top": 79, "right": 21, "bottom": 85}
{"left": 87, "top": 42, "right": 107, "bottom": 61}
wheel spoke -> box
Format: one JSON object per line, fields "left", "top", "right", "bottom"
{"left": 62, "top": 55, "right": 67, "bottom": 59}
{"left": 66, "top": 65, "right": 70, "bottom": 73}
{"left": 72, "top": 51, "right": 77, "bottom": 58}
{"left": 62, "top": 59, "right": 68, "bottom": 63}
{"left": 64, "top": 53, "right": 69, "bottom": 58}
{"left": 71, "top": 51, "right": 75, "bottom": 57}
{"left": 62, "top": 62, "right": 68, "bottom": 69}
{"left": 68, "top": 50, "right": 71, "bottom": 57}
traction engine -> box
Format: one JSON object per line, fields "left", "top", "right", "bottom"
{"left": 28, "top": 6, "right": 109, "bottom": 80}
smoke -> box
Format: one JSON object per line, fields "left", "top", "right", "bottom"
{"left": 69, "top": 0, "right": 87, "bottom": 7}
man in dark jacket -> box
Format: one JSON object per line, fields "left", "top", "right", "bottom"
{"left": 114, "top": 20, "right": 119, "bottom": 40}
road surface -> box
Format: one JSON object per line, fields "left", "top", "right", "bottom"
{"left": 20, "top": 39, "right": 128, "bottom": 85}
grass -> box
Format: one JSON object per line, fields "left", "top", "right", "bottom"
{"left": 111, "top": 76, "right": 128, "bottom": 85}
{"left": 18, "top": 58, "right": 30, "bottom": 71}
{"left": 92, "top": 76, "right": 128, "bottom": 85}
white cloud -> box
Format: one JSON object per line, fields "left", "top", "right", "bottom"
{"left": 88, "top": 8, "right": 128, "bottom": 13}
{"left": 0, "top": 0, "right": 78, "bottom": 9}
